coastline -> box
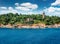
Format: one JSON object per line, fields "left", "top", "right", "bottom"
{"left": 0, "top": 13, "right": 60, "bottom": 29}
{"left": 0, "top": 24, "right": 60, "bottom": 29}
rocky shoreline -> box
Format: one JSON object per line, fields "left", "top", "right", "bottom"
{"left": 0, "top": 24, "right": 60, "bottom": 29}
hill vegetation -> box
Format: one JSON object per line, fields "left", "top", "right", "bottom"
{"left": 0, "top": 13, "right": 60, "bottom": 25}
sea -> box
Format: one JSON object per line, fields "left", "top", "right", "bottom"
{"left": 0, "top": 28, "right": 60, "bottom": 44}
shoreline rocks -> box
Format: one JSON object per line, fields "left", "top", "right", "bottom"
{"left": 0, "top": 24, "right": 60, "bottom": 29}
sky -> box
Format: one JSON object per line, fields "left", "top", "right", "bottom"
{"left": 0, "top": 0, "right": 60, "bottom": 16}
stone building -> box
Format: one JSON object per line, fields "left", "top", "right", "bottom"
{"left": 26, "top": 18, "right": 33, "bottom": 22}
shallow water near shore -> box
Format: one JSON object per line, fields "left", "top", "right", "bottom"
{"left": 0, "top": 28, "right": 60, "bottom": 44}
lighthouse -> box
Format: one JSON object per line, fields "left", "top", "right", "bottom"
{"left": 42, "top": 12, "right": 45, "bottom": 19}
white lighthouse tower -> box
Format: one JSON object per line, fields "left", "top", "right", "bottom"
{"left": 42, "top": 12, "right": 45, "bottom": 19}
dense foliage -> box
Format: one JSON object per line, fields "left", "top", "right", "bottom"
{"left": 0, "top": 13, "right": 60, "bottom": 25}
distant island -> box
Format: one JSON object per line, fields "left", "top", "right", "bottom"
{"left": 0, "top": 12, "right": 60, "bottom": 28}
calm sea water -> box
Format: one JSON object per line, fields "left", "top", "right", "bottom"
{"left": 0, "top": 28, "right": 60, "bottom": 44}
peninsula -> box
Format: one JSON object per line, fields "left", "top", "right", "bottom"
{"left": 0, "top": 13, "right": 60, "bottom": 28}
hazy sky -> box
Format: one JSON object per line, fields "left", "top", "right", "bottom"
{"left": 0, "top": 0, "right": 60, "bottom": 16}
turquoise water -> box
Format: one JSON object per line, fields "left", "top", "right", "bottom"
{"left": 0, "top": 28, "right": 60, "bottom": 44}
